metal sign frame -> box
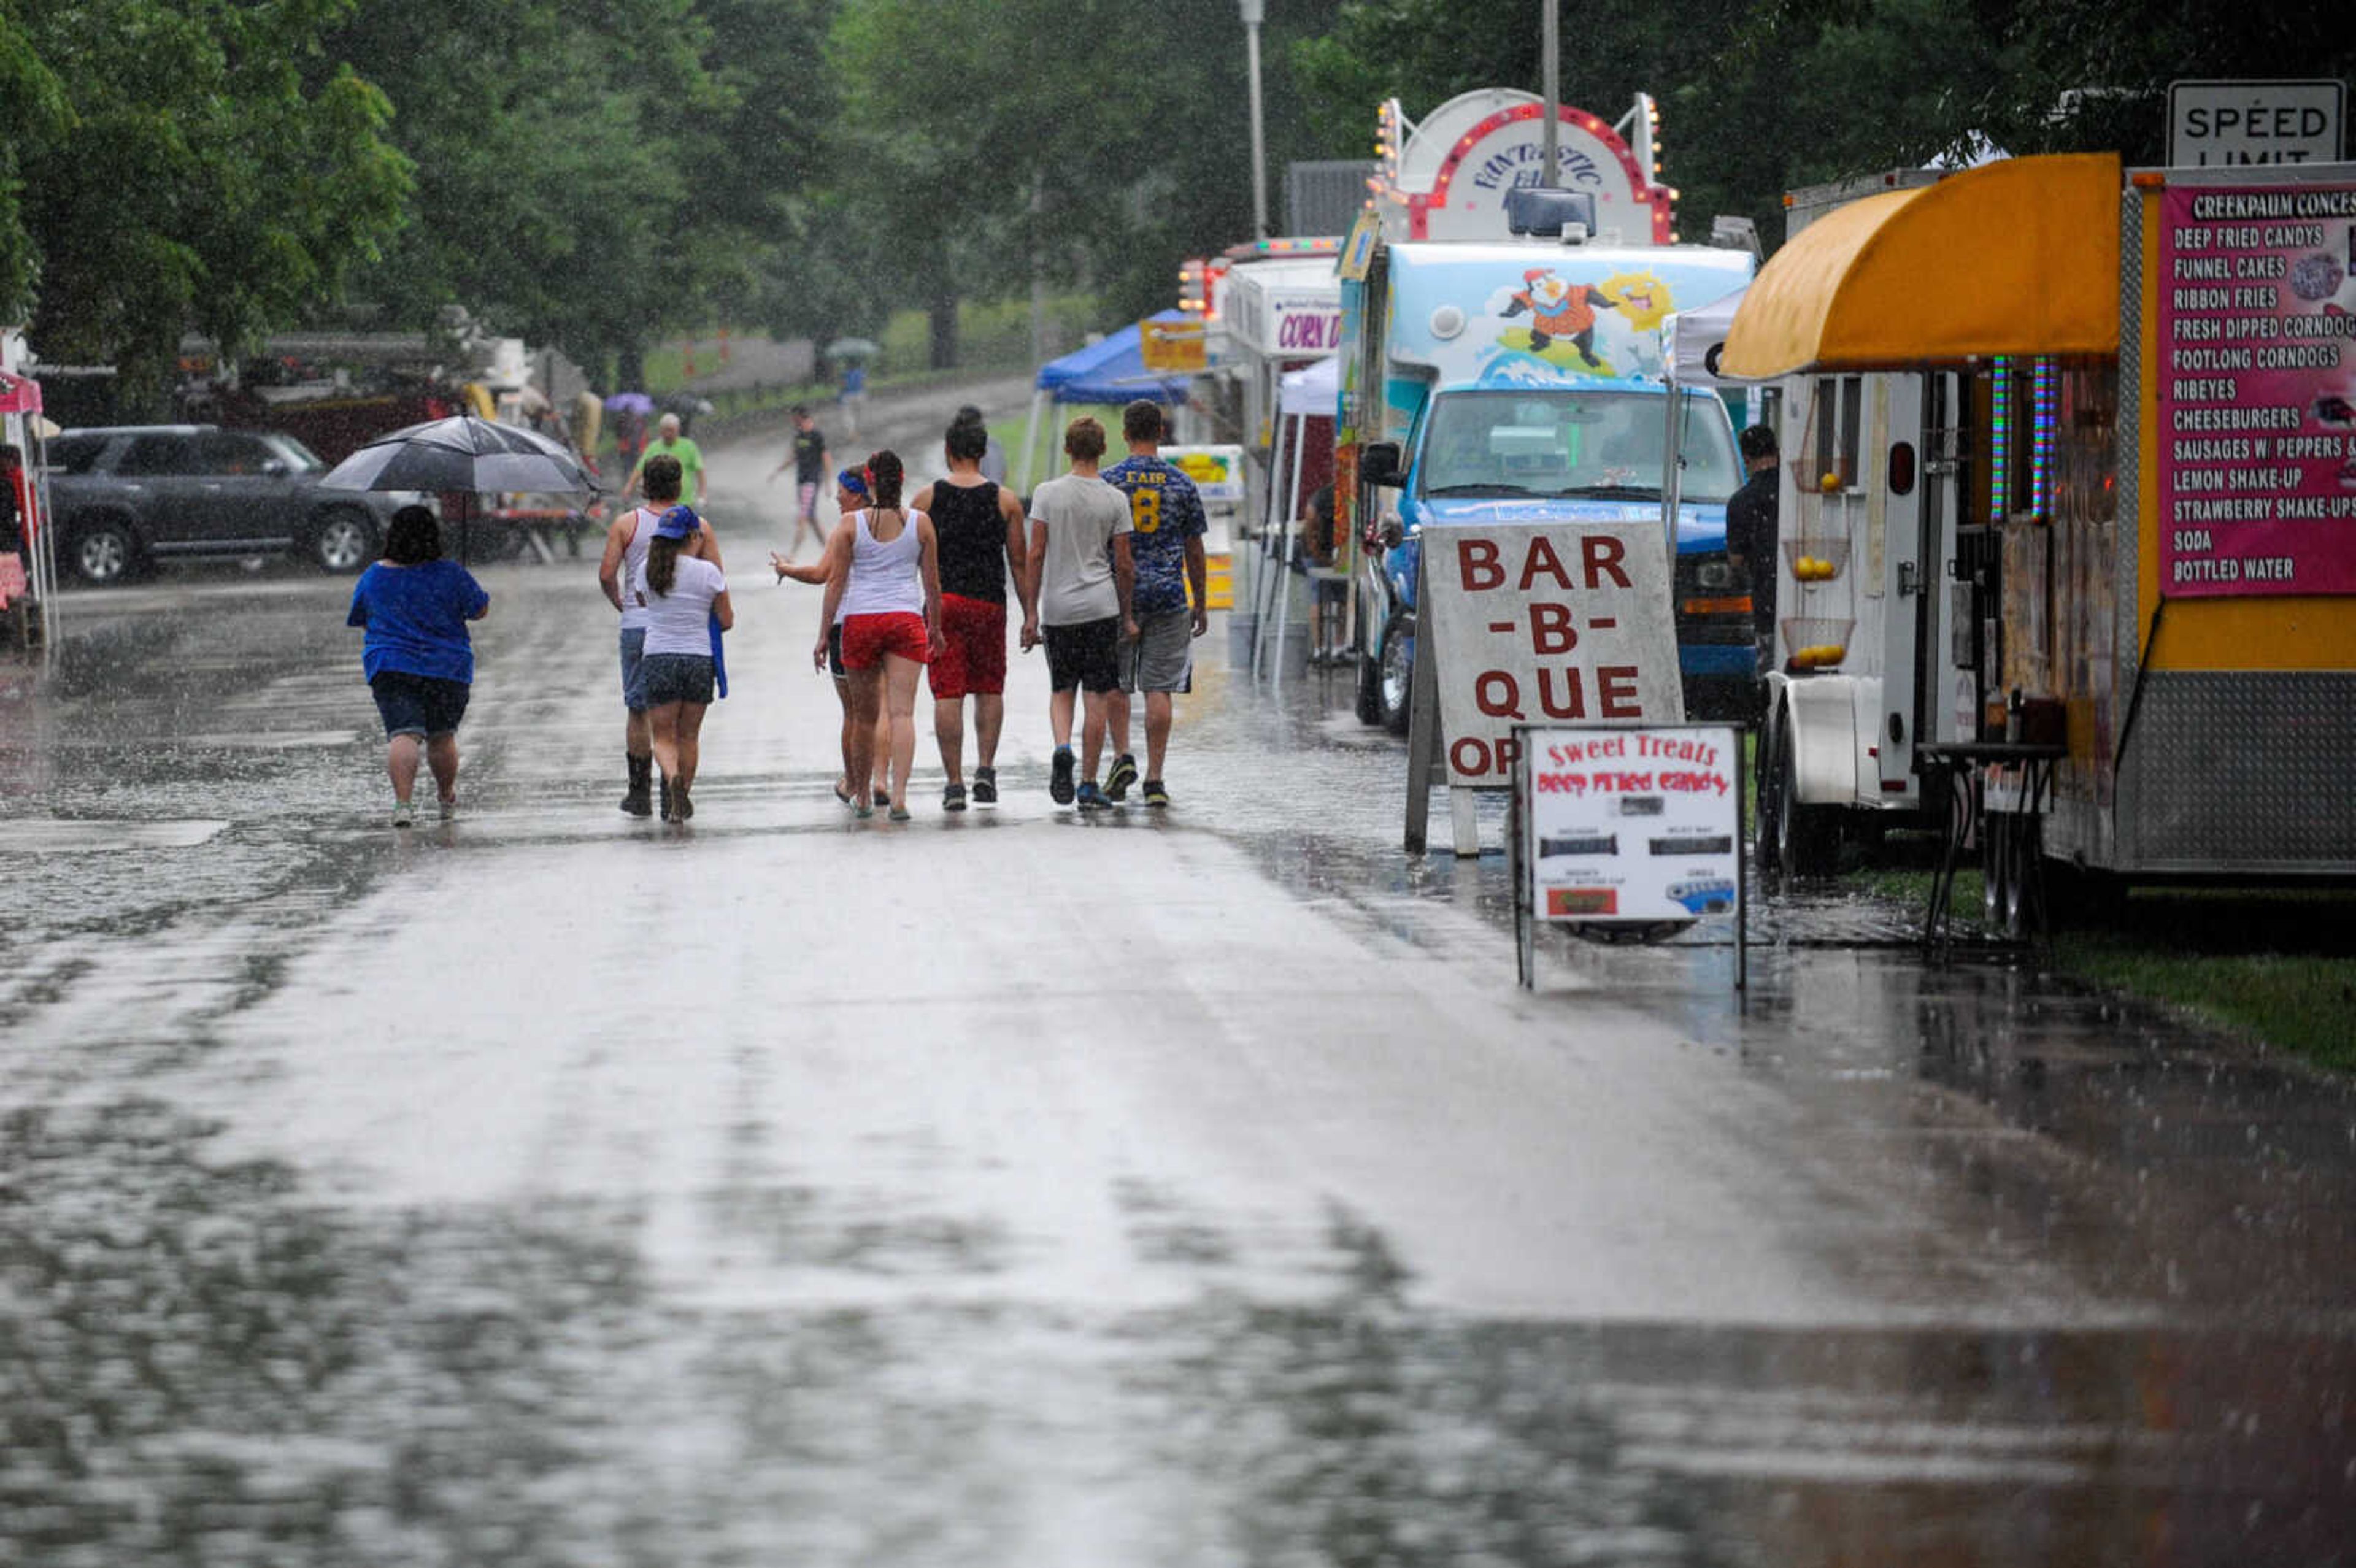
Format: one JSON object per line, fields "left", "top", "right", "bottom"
{"left": 1509, "top": 721, "right": 1747, "bottom": 993}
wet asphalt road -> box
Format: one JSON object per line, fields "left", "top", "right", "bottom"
{"left": 2, "top": 388, "right": 2353, "bottom": 1566}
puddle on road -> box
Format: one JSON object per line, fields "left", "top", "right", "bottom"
{"left": 2, "top": 1096, "right": 2347, "bottom": 1566}
{"left": 6, "top": 526, "right": 2354, "bottom": 1566}
{"left": 0, "top": 817, "right": 228, "bottom": 853}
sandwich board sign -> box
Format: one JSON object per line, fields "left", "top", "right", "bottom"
{"left": 2169, "top": 80, "right": 2344, "bottom": 168}
{"left": 1404, "top": 519, "right": 1683, "bottom": 856}
{"left": 1509, "top": 722, "right": 1746, "bottom": 991}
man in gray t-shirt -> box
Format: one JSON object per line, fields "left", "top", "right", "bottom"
{"left": 1023, "top": 416, "right": 1134, "bottom": 808}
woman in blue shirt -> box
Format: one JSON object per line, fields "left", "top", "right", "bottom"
{"left": 346, "top": 505, "right": 491, "bottom": 826}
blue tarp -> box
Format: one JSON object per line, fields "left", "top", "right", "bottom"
{"left": 1034, "top": 317, "right": 1191, "bottom": 405}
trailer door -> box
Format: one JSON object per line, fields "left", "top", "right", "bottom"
{"left": 1877, "top": 374, "right": 1927, "bottom": 790}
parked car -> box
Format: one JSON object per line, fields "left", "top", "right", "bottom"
{"left": 44, "top": 425, "right": 418, "bottom": 584}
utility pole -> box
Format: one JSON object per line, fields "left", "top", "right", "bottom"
{"left": 1541, "top": 0, "right": 1560, "bottom": 185}
{"left": 1241, "top": 0, "right": 1270, "bottom": 239}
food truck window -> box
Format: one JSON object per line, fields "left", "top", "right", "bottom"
{"left": 1813, "top": 379, "right": 1836, "bottom": 486}
{"left": 1810, "top": 377, "right": 1864, "bottom": 488}
{"left": 1836, "top": 375, "right": 1863, "bottom": 486}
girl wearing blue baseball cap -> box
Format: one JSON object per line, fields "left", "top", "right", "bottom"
{"left": 633, "top": 504, "right": 733, "bottom": 823}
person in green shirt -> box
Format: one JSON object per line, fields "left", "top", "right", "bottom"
{"left": 622, "top": 413, "right": 707, "bottom": 506}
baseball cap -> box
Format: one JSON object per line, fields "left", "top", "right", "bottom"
{"left": 653, "top": 504, "right": 701, "bottom": 540}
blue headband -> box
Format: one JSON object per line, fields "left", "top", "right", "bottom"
{"left": 837, "top": 468, "right": 870, "bottom": 498}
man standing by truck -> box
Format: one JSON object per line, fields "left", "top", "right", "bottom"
{"left": 1722, "top": 422, "right": 1781, "bottom": 683}
{"left": 1099, "top": 400, "right": 1208, "bottom": 808}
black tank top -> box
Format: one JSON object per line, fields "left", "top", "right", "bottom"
{"left": 932, "top": 479, "right": 1008, "bottom": 602}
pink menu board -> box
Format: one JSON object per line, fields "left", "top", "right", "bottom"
{"left": 2158, "top": 183, "right": 2356, "bottom": 596}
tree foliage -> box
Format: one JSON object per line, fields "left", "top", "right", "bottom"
{"left": 4, "top": 0, "right": 411, "bottom": 401}
{"left": 1296, "top": 0, "right": 2354, "bottom": 252}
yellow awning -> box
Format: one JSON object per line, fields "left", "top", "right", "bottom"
{"left": 1720, "top": 154, "right": 2123, "bottom": 378}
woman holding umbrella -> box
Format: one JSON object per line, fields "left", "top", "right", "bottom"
{"left": 346, "top": 506, "right": 491, "bottom": 827}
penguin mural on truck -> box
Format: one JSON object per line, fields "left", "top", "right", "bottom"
{"left": 1477, "top": 266, "right": 1676, "bottom": 384}
{"left": 1498, "top": 267, "right": 1620, "bottom": 368}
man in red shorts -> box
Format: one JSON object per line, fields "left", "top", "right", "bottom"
{"left": 910, "top": 410, "right": 1033, "bottom": 810}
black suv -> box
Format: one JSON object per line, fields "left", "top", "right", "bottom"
{"left": 45, "top": 425, "right": 415, "bottom": 584}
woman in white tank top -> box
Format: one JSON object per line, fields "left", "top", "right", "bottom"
{"left": 813, "top": 450, "right": 941, "bottom": 819}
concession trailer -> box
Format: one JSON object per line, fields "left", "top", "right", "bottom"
{"left": 1721, "top": 154, "right": 2356, "bottom": 918}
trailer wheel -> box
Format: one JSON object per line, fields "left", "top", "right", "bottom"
{"left": 1771, "top": 717, "right": 1838, "bottom": 879}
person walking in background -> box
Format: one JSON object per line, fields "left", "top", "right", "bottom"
{"left": 622, "top": 412, "right": 707, "bottom": 507}
{"left": 838, "top": 361, "right": 867, "bottom": 440}
{"left": 345, "top": 505, "right": 491, "bottom": 828}
{"left": 1099, "top": 400, "right": 1208, "bottom": 809}
{"left": 1723, "top": 421, "right": 1781, "bottom": 685}
{"left": 912, "top": 410, "right": 1032, "bottom": 810}
{"left": 612, "top": 404, "right": 648, "bottom": 478}
{"left": 1298, "top": 483, "right": 1346, "bottom": 663}
{"left": 599, "top": 455, "right": 723, "bottom": 818}
{"left": 768, "top": 407, "right": 833, "bottom": 561}
{"left": 0, "top": 445, "right": 29, "bottom": 605}
{"left": 633, "top": 505, "right": 733, "bottom": 825}
{"left": 772, "top": 467, "right": 892, "bottom": 809}
{"left": 1022, "top": 417, "right": 1134, "bottom": 811}
{"left": 812, "top": 451, "right": 940, "bottom": 821}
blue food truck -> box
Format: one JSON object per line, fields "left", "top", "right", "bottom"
{"left": 1338, "top": 234, "right": 1758, "bottom": 730}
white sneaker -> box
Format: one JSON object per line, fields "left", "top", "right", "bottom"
{"left": 391, "top": 800, "right": 417, "bottom": 829}
{"left": 437, "top": 794, "right": 457, "bottom": 821}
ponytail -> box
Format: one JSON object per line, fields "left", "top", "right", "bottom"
{"left": 865, "top": 449, "right": 904, "bottom": 511}
{"left": 647, "top": 534, "right": 680, "bottom": 596}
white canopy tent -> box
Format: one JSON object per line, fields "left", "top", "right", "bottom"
{"left": 1657, "top": 283, "right": 1754, "bottom": 563}
{"left": 1661, "top": 283, "right": 1749, "bottom": 390}
{"left": 1250, "top": 355, "right": 1341, "bottom": 682}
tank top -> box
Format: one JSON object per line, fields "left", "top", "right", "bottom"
{"left": 931, "top": 479, "right": 1007, "bottom": 602}
{"left": 616, "top": 507, "right": 660, "bottom": 631}
{"left": 836, "top": 508, "right": 927, "bottom": 621}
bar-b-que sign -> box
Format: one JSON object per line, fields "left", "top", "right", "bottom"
{"left": 1422, "top": 520, "right": 1684, "bottom": 785}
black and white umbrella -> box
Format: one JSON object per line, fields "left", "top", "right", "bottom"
{"left": 320, "top": 414, "right": 604, "bottom": 496}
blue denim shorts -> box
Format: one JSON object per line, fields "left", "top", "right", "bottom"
{"left": 620, "top": 625, "right": 650, "bottom": 711}
{"left": 371, "top": 671, "right": 470, "bottom": 739}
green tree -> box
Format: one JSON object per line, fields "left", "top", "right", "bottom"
{"left": 829, "top": 0, "right": 1353, "bottom": 366}
{"left": 5, "top": 0, "right": 411, "bottom": 407}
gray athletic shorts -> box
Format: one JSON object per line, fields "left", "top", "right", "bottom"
{"left": 1118, "top": 608, "right": 1193, "bottom": 694}
{"left": 620, "top": 626, "right": 649, "bottom": 710}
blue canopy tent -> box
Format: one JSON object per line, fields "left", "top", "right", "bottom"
{"left": 1019, "top": 317, "right": 1193, "bottom": 490}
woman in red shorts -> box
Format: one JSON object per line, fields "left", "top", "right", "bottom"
{"left": 813, "top": 450, "right": 942, "bottom": 820}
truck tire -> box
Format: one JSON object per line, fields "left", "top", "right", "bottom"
{"left": 72, "top": 518, "right": 137, "bottom": 585}
{"left": 312, "top": 508, "right": 375, "bottom": 573}
{"left": 1771, "top": 718, "right": 1838, "bottom": 878}
{"left": 1378, "top": 617, "right": 1413, "bottom": 736}
{"left": 1752, "top": 718, "right": 1781, "bottom": 878}
{"left": 1354, "top": 643, "right": 1385, "bottom": 725}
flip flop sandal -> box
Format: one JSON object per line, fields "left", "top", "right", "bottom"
{"left": 834, "top": 780, "right": 855, "bottom": 807}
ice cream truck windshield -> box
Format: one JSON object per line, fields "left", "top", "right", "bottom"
{"left": 1416, "top": 387, "right": 1742, "bottom": 502}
